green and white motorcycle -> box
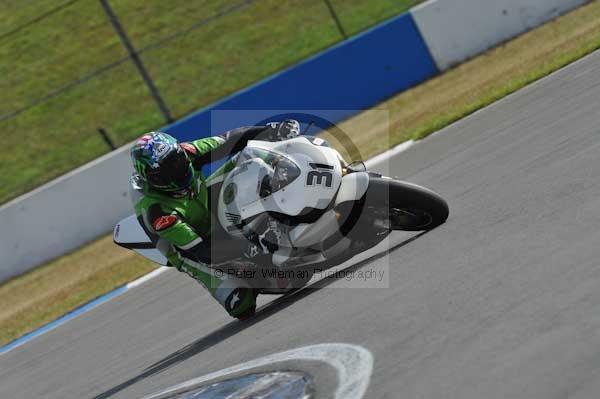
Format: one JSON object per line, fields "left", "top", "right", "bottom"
{"left": 114, "top": 136, "right": 449, "bottom": 292}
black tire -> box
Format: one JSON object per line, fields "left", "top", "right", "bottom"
{"left": 364, "top": 177, "right": 449, "bottom": 231}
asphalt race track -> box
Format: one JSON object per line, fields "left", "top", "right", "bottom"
{"left": 3, "top": 50, "right": 600, "bottom": 399}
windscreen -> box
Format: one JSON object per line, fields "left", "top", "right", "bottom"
{"left": 237, "top": 147, "right": 301, "bottom": 198}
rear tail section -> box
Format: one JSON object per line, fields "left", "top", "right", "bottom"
{"left": 113, "top": 214, "right": 169, "bottom": 265}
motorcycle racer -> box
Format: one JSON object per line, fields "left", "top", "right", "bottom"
{"left": 129, "top": 120, "right": 300, "bottom": 319}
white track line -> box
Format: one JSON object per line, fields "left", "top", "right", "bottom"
{"left": 365, "top": 139, "right": 415, "bottom": 168}
{"left": 126, "top": 266, "right": 169, "bottom": 289}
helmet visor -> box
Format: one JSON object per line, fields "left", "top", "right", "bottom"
{"left": 146, "top": 148, "right": 194, "bottom": 191}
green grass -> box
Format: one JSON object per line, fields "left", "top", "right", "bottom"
{"left": 1, "top": 1, "right": 599, "bottom": 347}
{"left": 0, "top": 235, "right": 156, "bottom": 346}
{"left": 0, "top": 0, "right": 421, "bottom": 205}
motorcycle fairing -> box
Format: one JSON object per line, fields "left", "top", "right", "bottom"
{"left": 217, "top": 137, "right": 343, "bottom": 232}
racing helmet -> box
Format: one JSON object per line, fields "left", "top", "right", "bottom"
{"left": 130, "top": 132, "right": 194, "bottom": 195}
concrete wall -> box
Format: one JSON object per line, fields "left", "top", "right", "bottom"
{"left": 0, "top": 12, "right": 436, "bottom": 282}
{"left": 411, "top": 0, "right": 589, "bottom": 71}
{"left": 0, "top": 147, "right": 133, "bottom": 282}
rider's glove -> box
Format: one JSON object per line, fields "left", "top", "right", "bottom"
{"left": 265, "top": 119, "right": 300, "bottom": 141}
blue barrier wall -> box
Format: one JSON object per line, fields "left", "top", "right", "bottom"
{"left": 163, "top": 12, "right": 438, "bottom": 141}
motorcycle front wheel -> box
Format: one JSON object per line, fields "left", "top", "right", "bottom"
{"left": 364, "top": 177, "right": 449, "bottom": 231}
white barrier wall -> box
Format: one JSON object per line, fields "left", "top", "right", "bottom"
{"left": 411, "top": 0, "right": 588, "bottom": 71}
{"left": 0, "top": 148, "right": 133, "bottom": 282}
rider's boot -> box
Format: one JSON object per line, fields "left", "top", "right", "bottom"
{"left": 167, "top": 250, "right": 258, "bottom": 320}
